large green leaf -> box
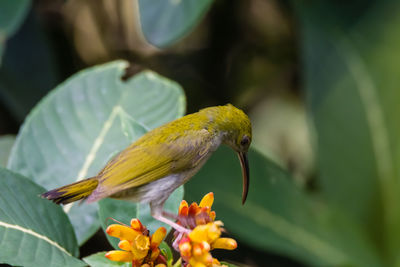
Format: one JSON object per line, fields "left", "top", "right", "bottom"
{"left": 0, "top": 135, "right": 15, "bottom": 167}
{"left": 8, "top": 60, "right": 186, "bottom": 244}
{"left": 138, "top": 0, "right": 214, "bottom": 47}
{"left": 83, "top": 252, "right": 130, "bottom": 267}
{"left": 185, "top": 147, "right": 382, "bottom": 267}
{"left": 98, "top": 186, "right": 183, "bottom": 249}
{"left": 0, "top": 0, "right": 30, "bottom": 62}
{"left": 293, "top": 1, "right": 400, "bottom": 263}
{"left": 0, "top": 168, "right": 84, "bottom": 267}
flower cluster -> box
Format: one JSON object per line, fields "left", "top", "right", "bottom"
{"left": 174, "top": 193, "right": 237, "bottom": 267}
{"left": 105, "top": 218, "right": 167, "bottom": 267}
{"left": 104, "top": 192, "right": 237, "bottom": 267}
{"left": 179, "top": 221, "right": 237, "bottom": 267}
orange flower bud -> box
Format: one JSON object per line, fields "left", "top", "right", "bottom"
{"left": 130, "top": 218, "right": 144, "bottom": 231}
{"left": 189, "top": 202, "right": 199, "bottom": 216}
{"left": 179, "top": 239, "right": 192, "bottom": 258}
{"left": 200, "top": 241, "right": 211, "bottom": 252}
{"left": 118, "top": 240, "right": 132, "bottom": 251}
{"left": 150, "top": 248, "right": 160, "bottom": 261}
{"left": 209, "top": 211, "right": 216, "bottom": 221}
{"left": 105, "top": 250, "right": 134, "bottom": 262}
{"left": 192, "top": 243, "right": 204, "bottom": 257}
{"left": 211, "top": 238, "right": 237, "bottom": 250}
{"left": 151, "top": 227, "right": 167, "bottom": 248}
{"left": 179, "top": 200, "right": 189, "bottom": 215}
{"left": 199, "top": 192, "right": 214, "bottom": 208}
{"left": 106, "top": 224, "right": 138, "bottom": 242}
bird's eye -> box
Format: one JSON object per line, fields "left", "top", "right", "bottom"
{"left": 240, "top": 135, "right": 250, "bottom": 146}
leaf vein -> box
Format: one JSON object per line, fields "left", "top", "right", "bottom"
{"left": 0, "top": 221, "right": 72, "bottom": 257}
{"left": 64, "top": 105, "right": 122, "bottom": 213}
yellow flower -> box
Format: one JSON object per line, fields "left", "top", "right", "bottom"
{"left": 178, "top": 221, "right": 237, "bottom": 267}
{"left": 105, "top": 218, "right": 167, "bottom": 267}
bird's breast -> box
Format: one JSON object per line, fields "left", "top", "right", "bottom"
{"left": 111, "top": 171, "right": 189, "bottom": 205}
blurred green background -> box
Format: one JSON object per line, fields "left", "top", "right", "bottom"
{"left": 1, "top": 0, "right": 400, "bottom": 266}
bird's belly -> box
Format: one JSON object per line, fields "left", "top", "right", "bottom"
{"left": 110, "top": 150, "right": 214, "bottom": 205}
{"left": 111, "top": 172, "right": 190, "bottom": 205}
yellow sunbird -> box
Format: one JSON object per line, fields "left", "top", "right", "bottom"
{"left": 42, "top": 104, "right": 252, "bottom": 232}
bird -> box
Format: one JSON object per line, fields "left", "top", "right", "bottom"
{"left": 42, "top": 104, "right": 252, "bottom": 232}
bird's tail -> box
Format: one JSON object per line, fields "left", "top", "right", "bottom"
{"left": 41, "top": 177, "right": 99, "bottom": 205}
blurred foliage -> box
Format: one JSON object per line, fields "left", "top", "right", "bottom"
{"left": 0, "top": 11, "right": 60, "bottom": 122}
{"left": 186, "top": 147, "right": 381, "bottom": 267}
{"left": 249, "top": 95, "right": 314, "bottom": 186}
{"left": 0, "top": 0, "right": 30, "bottom": 63}
{"left": 293, "top": 1, "right": 400, "bottom": 265}
{"left": 0, "top": 134, "right": 14, "bottom": 167}
{"left": 1, "top": 0, "right": 400, "bottom": 266}
{"left": 138, "top": 0, "right": 214, "bottom": 47}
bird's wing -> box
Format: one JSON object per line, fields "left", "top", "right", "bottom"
{"left": 96, "top": 129, "right": 214, "bottom": 194}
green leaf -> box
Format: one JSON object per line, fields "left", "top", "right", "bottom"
{"left": 8, "top": 60, "right": 186, "bottom": 244}
{"left": 98, "top": 186, "right": 183, "bottom": 249}
{"left": 185, "top": 147, "right": 382, "bottom": 267}
{"left": 0, "top": 135, "right": 15, "bottom": 167}
{"left": 0, "top": 168, "right": 84, "bottom": 267}
{"left": 83, "top": 252, "right": 130, "bottom": 267}
{"left": 293, "top": 1, "right": 400, "bottom": 262}
{"left": 0, "top": 0, "right": 30, "bottom": 36}
{"left": 159, "top": 241, "right": 173, "bottom": 265}
{"left": 0, "top": 0, "right": 30, "bottom": 62}
{"left": 138, "top": 0, "right": 214, "bottom": 47}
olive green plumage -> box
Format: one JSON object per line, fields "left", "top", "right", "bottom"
{"left": 42, "top": 104, "right": 252, "bottom": 225}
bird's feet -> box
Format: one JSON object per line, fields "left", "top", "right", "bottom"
{"left": 153, "top": 213, "right": 190, "bottom": 234}
{"left": 162, "top": 211, "right": 178, "bottom": 220}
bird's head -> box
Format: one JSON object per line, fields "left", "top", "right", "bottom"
{"left": 200, "top": 104, "right": 252, "bottom": 204}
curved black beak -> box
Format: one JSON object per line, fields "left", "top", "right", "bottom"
{"left": 237, "top": 152, "right": 250, "bottom": 204}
